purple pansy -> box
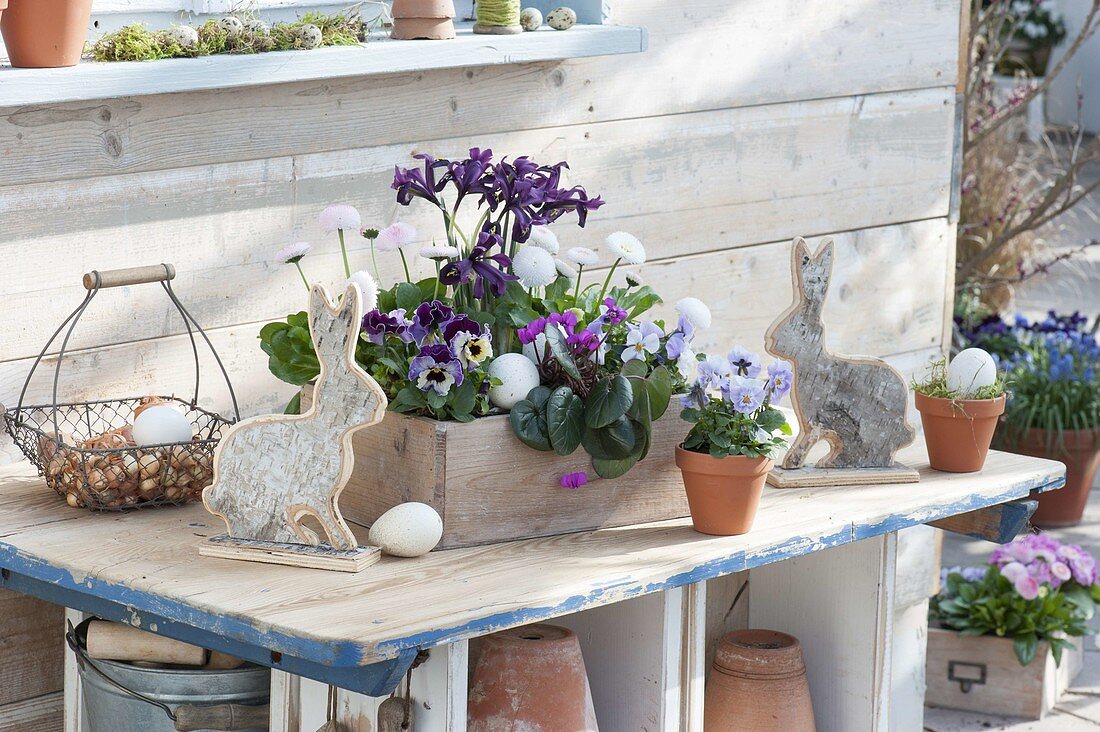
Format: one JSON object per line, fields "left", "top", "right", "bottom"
{"left": 441, "top": 314, "right": 482, "bottom": 343}
{"left": 767, "top": 359, "right": 794, "bottom": 400}
{"left": 623, "top": 322, "right": 661, "bottom": 362}
{"left": 726, "top": 376, "right": 766, "bottom": 415}
{"left": 697, "top": 355, "right": 732, "bottom": 390}
{"left": 409, "top": 300, "right": 455, "bottom": 343}
{"left": 362, "top": 308, "right": 413, "bottom": 345}
{"left": 728, "top": 347, "right": 762, "bottom": 378}
{"left": 408, "top": 343, "right": 464, "bottom": 396}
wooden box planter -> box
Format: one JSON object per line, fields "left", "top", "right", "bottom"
{"left": 303, "top": 388, "right": 692, "bottom": 549}
{"left": 925, "top": 627, "right": 1084, "bottom": 719}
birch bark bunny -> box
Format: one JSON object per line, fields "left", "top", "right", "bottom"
{"left": 765, "top": 237, "right": 914, "bottom": 471}
{"left": 203, "top": 283, "right": 387, "bottom": 550}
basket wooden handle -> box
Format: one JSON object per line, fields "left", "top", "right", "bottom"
{"left": 83, "top": 264, "right": 176, "bottom": 290}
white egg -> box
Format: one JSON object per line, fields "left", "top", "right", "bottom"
{"left": 546, "top": 7, "right": 577, "bottom": 30}
{"left": 947, "top": 348, "right": 998, "bottom": 398}
{"left": 368, "top": 502, "right": 443, "bottom": 558}
{"left": 167, "top": 25, "right": 200, "bottom": 48}
{"left": 520, "top": 7, "right": 543, "bottom": 31}
{"left": 488, "top": 353, "right": 541, "bottom": 410}
{"left": 132, "top": 405, "right": 194, "bottom": 446}
{"left": 297, "top": 23, "right": 323, "bottom": 49}
{"left": 218, "top": 16, "right": 244, "bottom": 36}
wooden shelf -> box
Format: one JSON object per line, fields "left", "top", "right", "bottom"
{"left": 0, "top": 442, "right": 1063, "bottom": 676}
{"left": 0, "top": 23, "right": 646, "bottom": 107}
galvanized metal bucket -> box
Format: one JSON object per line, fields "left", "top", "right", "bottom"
{"left": 69, "top": 624, "right": 270, "bottom": 731}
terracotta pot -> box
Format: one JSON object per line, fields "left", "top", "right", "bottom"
{"left": 1004, "top": 429, "right": 1100, "bottom": 528}
{"left": 1, "top": 0, "right": 93, "bottom": 68}
{"left": 675, "top": 446, "right": 770, "bottom": 536}
{"left": 0, "top": 1, "right": 7, "bottom": 29}
{"left": 468, "top": 624, "right": 598, "bottom": 731}
{"left": 390, "top": 0, "right": 456, "bottom": 39}
{"left": 704, "top": 629, "right": 816, "bottom": 731}
{"left": 915, "top": 393, "right": 1006, "bottom": 473}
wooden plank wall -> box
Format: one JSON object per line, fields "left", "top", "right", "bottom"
{"left": 0, "top": 0, "right": 961, "bottom": 723}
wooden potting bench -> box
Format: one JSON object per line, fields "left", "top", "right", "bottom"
{"left": 0, "top": 440, "right": 1063, "bottom": 731}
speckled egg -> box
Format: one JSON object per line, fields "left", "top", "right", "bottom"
{"left": 218, "top": 17, "right": 244, "bottom": 36}
{"left": 546, "top": 7, "right": 576, "bottom": 30}
{"left": 947, "top": 348, "right": 998, "bottom": 398}
{"left": 488, "top": 353, "right": 541, "bottom": 410}
{"left": 244, "top": 18, "right": 271, "bottom": 36}
{"left": 368, "top": 502, "right": 443, "bottom": 558}
{"left": 297, "top": 23, "right": 323, "bottom": 49}
{"left": 520, "top": 7, "right": 543, "bottom": 31}
{"left": 167, "top": 25, "right": 200, "bottom": 48}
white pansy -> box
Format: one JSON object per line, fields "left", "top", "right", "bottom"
{"left": 528, "top": 226, "right": 560, "bottom": 254}
{"left": 605, "top": 231, "right": 646, "bottom": 265}
{"left": 512, "top": 245, "right": 557, "bottom": 288}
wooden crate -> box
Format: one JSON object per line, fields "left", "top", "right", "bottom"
{"left": 925, "top": 626, "right": 1084, "bottom": 719}
{"left": 304, "top": 388, "right": 691, "bottom": 549}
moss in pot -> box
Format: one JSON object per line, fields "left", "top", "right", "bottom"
{"left": 676, "top": 348, "right": 793, "bottom": 536}
{"left": 913, "top": 350, "right": 1008, "bottom": 473}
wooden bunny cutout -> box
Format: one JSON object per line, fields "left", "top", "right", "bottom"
{"left": 201, "top": 283, "right": 388, "bottom": 571}
{"left": 764, "top": 237, "right": 918, "bottom": 488}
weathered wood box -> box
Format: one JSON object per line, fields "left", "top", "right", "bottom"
{"left": 305, "top": 388, "right": 691, "bottom": 549}
{"left": 925, "top": 626, "right": 1084, "bottom": 720}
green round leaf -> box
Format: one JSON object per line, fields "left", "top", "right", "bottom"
{"left": 585, "top": 375, "right": 633, "bottom": 428}
{"left": 546, "top": 386, "right": 585, "bottom": 456}
{"left": 509, "top": 400, "right": 553, "bottom": 451}
{"left": 581, "top": 416, "right": 637, "bottom": 460}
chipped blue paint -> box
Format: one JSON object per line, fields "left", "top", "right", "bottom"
{"left": 0, "top": 470, "right": 1066, "bottom": 667}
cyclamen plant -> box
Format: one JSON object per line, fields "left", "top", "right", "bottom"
{"left": 678, "top": 349, "right": 793, "bottom": 459}
{"left": 932, "top": 533, "right": 1100, "bottom": 666}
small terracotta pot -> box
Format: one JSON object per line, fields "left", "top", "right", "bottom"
{"left": 1003, "top": 428, "right": 1100, "bottom": 528}
{"left": 390, "top": 0, "right": 456, "bottom": 39}
{"left": 705, "top": 629, "right": 817, "bottom": 731}
{"left": 1, "top": 0, "right": 93, "bottom": 68}
{"left": 0, "top": 1, "right": 7, "bottom": 29}
{"left": 675, "top": 446, "right": 770, "bottom": 536}
{"left": 915, "top": 392, "right": 1006, "bottom": 473}
{"left": 468, "top": 624, "right": 598, "bottom": 731}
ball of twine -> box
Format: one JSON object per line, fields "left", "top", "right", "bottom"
{"left": 475, "top": 0, "right": 521, "bottom": 28}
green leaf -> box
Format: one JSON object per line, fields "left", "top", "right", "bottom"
{"left": 585, "top": 375, "right": 633, "bottom": 428}
{"left": 1063, "top": 584, "right": 1096, "bottom": 620}
{"left": 377, "top": 288, "right": 396, "bottom": 312}
{"left": 449, "top": 380, "right": 477, "bottom": 417}
{"left": 510, "top": 400, "right": 553, "bottom": 451}
{"left": 284, "top": 392, "right": 302, "bottom": 415}
{"left": 616, "top": 285, "right": 662, "bottom": 319}
{"left": 543, "top": 324, "right": 582, "bottom": 381}
{"left": 592, "top": 453, "right": 641, "bottom": 479}
{"left": 396, "top": 282, "right": 423, "bottom": 312}
{"left": 621, "top": 359, "right": 648, "bottom": 378}
{"left": 416, "top": 278, "right": 439, "bottom": 302}
{"left": 546, "top": 386, "right": 585, "bottom": 456}
{"left": 1013, "top": 634, "right": 1039, "bottom": 666}
{"left": 582, "top": 416, "right": 637, "bottom": 460}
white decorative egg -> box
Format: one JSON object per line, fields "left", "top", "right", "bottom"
{"left": 297, "top": 23, "right": 323, "bottom": 49}
{"left": 520, "top": 7, "right": 543, "bottom": 31}
{"left": 368, "top": 502, "right": 443, "bottom": 558}
{"left": 947, "top": 348, "right": 998, "bottom": 398}
{"left": 488, "top": 353, "right": 541, "bottom": 410}
{"left": 546, "top": 7, "right": 576, "bottom": 30}
{"left": 218, "top": 17, "right": 244, "bottom": 36}
{"left": 167, "top": 25, "right": 200, "bottom": 48}
{"left": 132, "top": 405, "right": 193, "bottom": 446}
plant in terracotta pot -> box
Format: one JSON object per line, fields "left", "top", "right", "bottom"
{"left": 676, "top": 349, "right": 792, "bottom": 536}
{"left": 913, "top": 350, "right": 1008, "bottom": 473}
{"left": 1, "top": 0, "right": 94, "bottom": 68}
{"left": 960, "top": 310, "right": 1100, "bottom": 527}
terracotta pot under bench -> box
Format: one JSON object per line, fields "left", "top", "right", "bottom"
{"left": 302, "top": 387, "right": 691, "bottom": 549}
{"left": 926, "top": 627, "right": 1083, "bottom": 720}
{"left": 1004, "top": 429, "right": 1100, "bottom": 528}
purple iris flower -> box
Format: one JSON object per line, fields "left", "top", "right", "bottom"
{"left": 408, "top": 343, "right": 464, "bottom": 396}
{"left": 441, "top": 314, "right": 483, "bottom": 343}
{"left": 362, "top": 308, "right": 413, "bottom": 344}
{"left": 439, "top": 231, "right": 517, "bottom": 298}
{"left": 767, "top": 359, "right": 794, "bottom": 400}
{"left": 601, "top": 297, "right": 628, "bottom": 325}
{"left": 442, "top": 147, "right": 494, "bottom": 203}
{"left": 392, "top": 153, "right": 447, "bottom": 208}
{"left": 726, "top": 376, "right": 766, "bottom": 415}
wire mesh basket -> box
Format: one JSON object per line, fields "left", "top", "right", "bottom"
{"left": 3, "top": 265, "right": 239, "bottom": 510}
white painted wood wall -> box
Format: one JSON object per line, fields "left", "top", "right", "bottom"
{"left": 0, "top": 0, "right": 963, "bottom": 728}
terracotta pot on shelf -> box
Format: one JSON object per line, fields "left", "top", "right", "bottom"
{"left": 390, "top": 0, "right": 456, "bottom": 40}
{"left": 468, "top": 623, "right": 598, "bottom": 731}
{"left": 1003, "top": 428, "right": 1100, "bottom": 528}
{"left": 0, "top": 1, "right": 7, "bottom": 31}
{"left": 1, "top": 0, "right": 94, "bottom": 68}
{"left": 915, "top": 392, "right": 1006, "bottom": 473}
{"left": 705, "top": 629, "right": 817, "bottom": 731}
{"left": 675, "top": 445, "right": 770, "bottom": 536}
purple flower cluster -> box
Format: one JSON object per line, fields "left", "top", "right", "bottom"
{"left": 519, "top": 310, "right": 603, "bottom": 362}
{"left": 990, "top": 533, "right": 1099, "bottom": 599}
{"left": 362, "top": 300, "right": 493, "bottom": 397}
{"left": 438, "top": 230, "right": 517, "bottom": 298}
{"left": 392, "top": 147, "right": 604, "bottom": 244}
{"left": 684, "top": 348, "right": 793, "bottom": 415}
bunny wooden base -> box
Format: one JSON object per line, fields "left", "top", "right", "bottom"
{"left": 201, "top": 283, "right": 389, "bottom": 572}
{"left": 767, "top": 464, "right": 919, "bottom": 488}
{"left": 199, "top": 534, "right": 380, "bottom": 573}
